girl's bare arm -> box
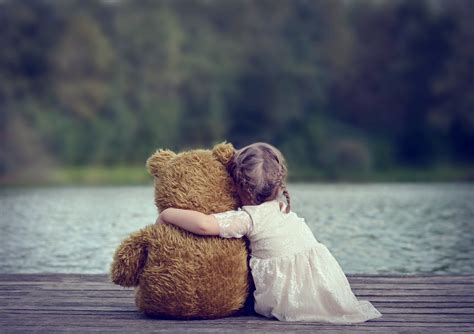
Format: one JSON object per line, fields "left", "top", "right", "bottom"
{"left": 156, "top": 208, "right": 220, "bottom": 236}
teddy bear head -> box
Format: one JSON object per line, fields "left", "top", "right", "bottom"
{"left": 146, "top": 142, "right": 241, "bottom": 214}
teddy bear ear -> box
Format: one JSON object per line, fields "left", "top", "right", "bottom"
{"left": 212, "top": 141, "right": 235, "bottom": 166}
{"left": 146, "top": 149, "right": 176, "bottom": 177}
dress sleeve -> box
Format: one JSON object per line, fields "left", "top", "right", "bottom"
{"left": 211, "top": 210, "right": 252, "bottom": 238}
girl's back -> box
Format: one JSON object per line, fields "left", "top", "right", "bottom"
{"left": 242, "top": 200, "right": 317, "bottom": 260}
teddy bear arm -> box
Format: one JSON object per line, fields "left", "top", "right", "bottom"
{"left": 110, "top": 227, "right": 150, "bottom": 287}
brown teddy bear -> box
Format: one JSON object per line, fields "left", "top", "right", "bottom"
{"left": 110, "top": 142, "right": 251, "bottom": 319}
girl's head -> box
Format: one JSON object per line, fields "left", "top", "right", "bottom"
{"left": 229, "top": 142, "right": 291, "bottom": 213}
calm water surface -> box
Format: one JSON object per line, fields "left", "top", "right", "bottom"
{"left": 0, "top": 183, "right": 473, "bottom": 274}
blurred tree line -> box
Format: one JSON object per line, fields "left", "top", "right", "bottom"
{"left": 1, "top": 0, "right": 473, "bottom": 183}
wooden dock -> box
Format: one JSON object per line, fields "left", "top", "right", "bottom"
{"left": 0, "top": 274, "right": 473, "bottom": 333}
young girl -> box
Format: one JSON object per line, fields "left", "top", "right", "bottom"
{"left": 156, "top": 142, "right": 382, "bottom": 323}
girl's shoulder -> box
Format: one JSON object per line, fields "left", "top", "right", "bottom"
{"left": 242, "top": 199, "right": 277, "bottom": 209}
{"left": 242, "top": 199, "right": 286, "bottom": 216}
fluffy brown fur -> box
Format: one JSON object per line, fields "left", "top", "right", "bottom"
{"left": 110, "top": 142, "right": 251, "bottom": 319}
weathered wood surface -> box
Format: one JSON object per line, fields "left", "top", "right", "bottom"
{"left": 1, "top": 274, "right": 473, "bottom": 333}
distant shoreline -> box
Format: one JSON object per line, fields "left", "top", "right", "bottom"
{"left": 1, "top": 165, "right": 473, "bottom": 186}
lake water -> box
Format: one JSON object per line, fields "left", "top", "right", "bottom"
{"left": 0, "top": 184, "right": 473, "bottom": 275}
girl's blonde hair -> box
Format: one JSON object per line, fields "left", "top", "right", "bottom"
{"left": 229, "top": 142, "right": 291, "bottom": 213}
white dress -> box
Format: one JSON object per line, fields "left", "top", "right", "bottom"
{"left": 212, "top": 200, "right": 382, "bottom": 323}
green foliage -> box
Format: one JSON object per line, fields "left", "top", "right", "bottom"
{"left": 51, "top": 165, "right": 149, "bottom": 185}
{"left": 1, "top": 0, "right": 473, "bottom": 184}
{"left": 52, "top": 14, "right": 114, "bottom": 119}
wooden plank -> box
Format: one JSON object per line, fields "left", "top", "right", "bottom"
{"left": 348, "top": 275, "right": 474, "bottom": 281}
{"left": 0, "top": 279, "right": 472, "bottom": 291}
{"left": 2, "top": 308, "right": 474, "bottom": 322}
{"left": 0, "top": 287, "right": 462, "bottom": 297}
{"left": 1, "top": 315, "right": 474, "bottom": 328}
{"left": 1, "top": 294, "right": 473, "bottom": 306}
{"left": 3, "top": 299, "right": 474, "bottom": 310}
{"left": 2, "top": 305, "right": 474, "bottom": 315}
{"left": 1, "top": 313, "right": 474, "bottom": 326}
{"left": 0, "top": 325, "right": 471, "bottom": 334}
{"left": 1, "top": 273, "right": 472, "bottom": 284}
{"left": 3, "top": 289, "right": 471, "bottom": 297}
{"left": 353, "top": 289, "right": 474, "bottom": 296}
{"left": 2, "top": 282, "right": 472, "bottom": 291}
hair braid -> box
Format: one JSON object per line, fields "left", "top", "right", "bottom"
{"left": 282, "top": 187, "right": 291, "bottom": 213}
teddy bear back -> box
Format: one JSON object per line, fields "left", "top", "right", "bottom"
{"left": 135, "top": 223, "right": 251, "bottom": 319}
{"left": 134, "top": 142, "right": 252, "bottom": 318}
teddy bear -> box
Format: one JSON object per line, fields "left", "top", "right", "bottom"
{"left": 110, "top": 142, "right": 251, "bottom": 319}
